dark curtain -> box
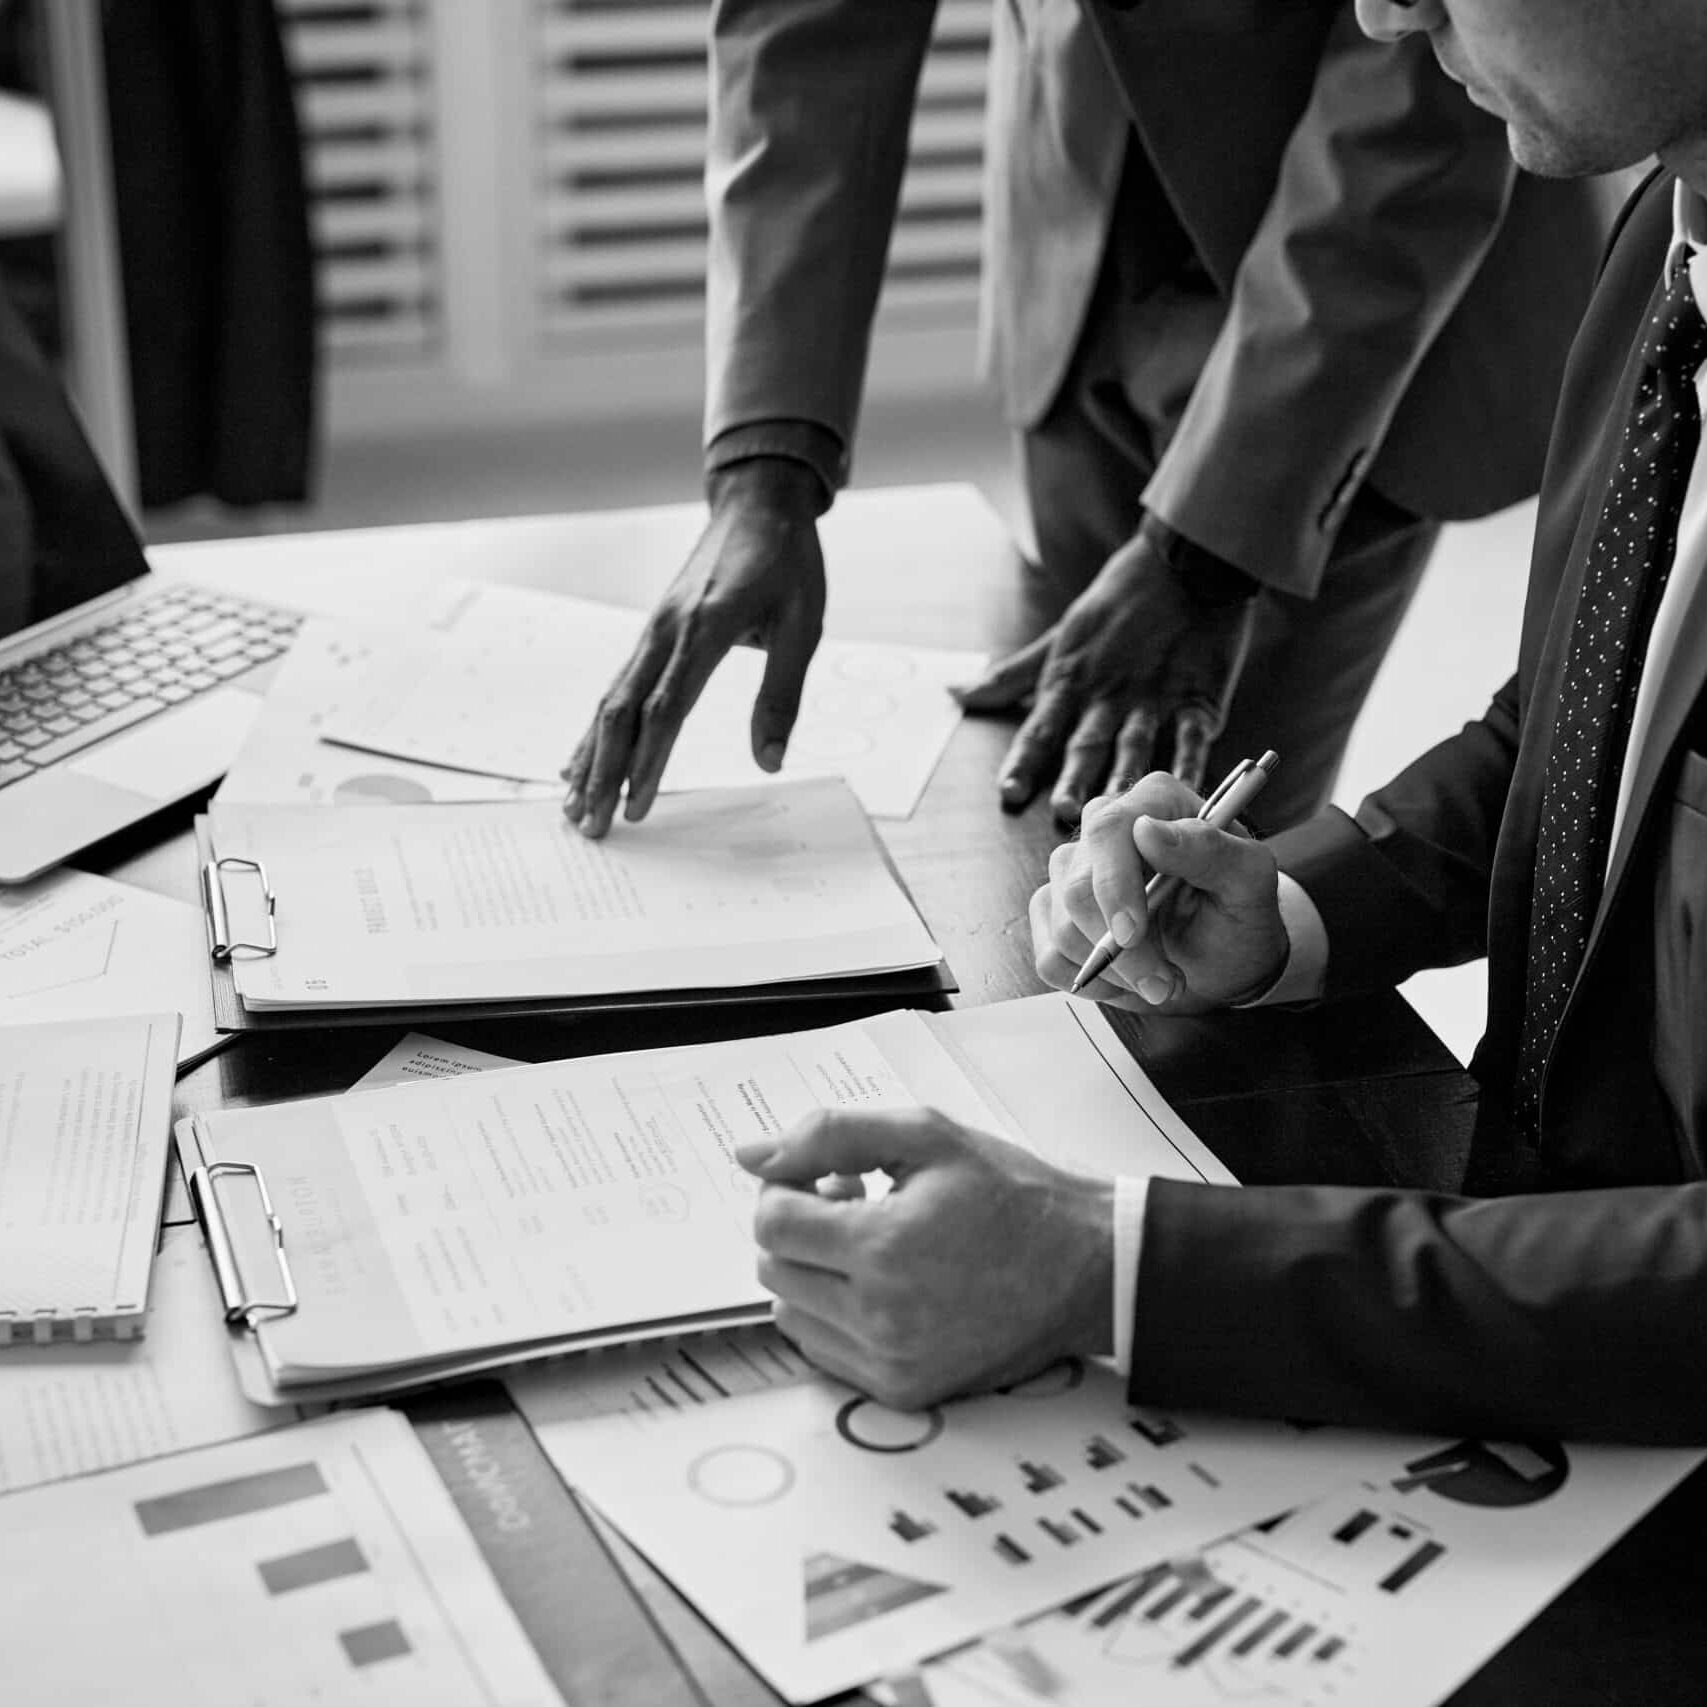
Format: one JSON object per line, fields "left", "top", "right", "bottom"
{"left": 102, "top": 0, "right": 317, "bottom": 509}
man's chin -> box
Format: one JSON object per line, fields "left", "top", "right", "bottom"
{"left": 1505, "top": 123, "right": 1618, "bottom": 180}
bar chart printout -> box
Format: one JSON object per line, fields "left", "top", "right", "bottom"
{"left": 899, "top": 1435, "right": 1704, "bottom": 1707}
{"left": 0, "top": 1410, "right": 561, "bottom": 1707}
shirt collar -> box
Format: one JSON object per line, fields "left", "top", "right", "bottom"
{"left": 1669, "top": 178, "right": 1707, "bottom": 282}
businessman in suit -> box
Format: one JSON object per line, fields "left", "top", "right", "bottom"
{"left": 738, "top": 0, "right": 1707, "bottom": 1444}
{"left": 562, "top": 0, "right": 1607, "bottom": 838}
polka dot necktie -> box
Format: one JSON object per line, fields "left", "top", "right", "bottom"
{"left": 1514, "top": 263, "right": 1707, "bottom": 1136}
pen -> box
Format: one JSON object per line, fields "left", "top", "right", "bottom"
{"left": 1068, "top": 749, "right": 1280, "bottom": 995}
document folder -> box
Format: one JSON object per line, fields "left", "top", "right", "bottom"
{"left": 194, "top": 782, "right": 955, "bottom": 1033}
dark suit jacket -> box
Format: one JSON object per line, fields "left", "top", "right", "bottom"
{"left": 705, "top": 0, "right": 1610, "bottom": 595}
{"left": 1132, "top": 171, "right": 1707, "bottom": 1444}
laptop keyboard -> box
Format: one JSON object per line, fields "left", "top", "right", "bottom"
{"left": 0, "top": 585, "right": 301, "bottom": 788}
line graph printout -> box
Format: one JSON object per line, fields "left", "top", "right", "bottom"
{"left": 218, "top": 619, "right": 563, "bottom": 809}
{"left": 895, "top": 1434, "right": 1702, "bottom": 1707}
{"left": 0, "top": 867, "right": 220, "bottom": 1067}
{"left": 0, "top": 1409, "right": 562, "bottom": 1707}
{"left": 523, "top": 1361, "right": 1422, "bottom": 1702}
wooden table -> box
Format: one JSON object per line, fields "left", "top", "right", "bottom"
{"left": 86, "top": 484, "right": 1707, "bottom": 1706}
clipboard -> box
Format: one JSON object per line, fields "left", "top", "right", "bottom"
{"left": 194, "top": 816, "right": 955, "bottom": 1034}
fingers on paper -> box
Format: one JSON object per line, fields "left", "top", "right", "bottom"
{"left": 749, "top": 601, "right": 823, "bottom": 773}
{"left": 567, "top": 625, "right": 672, "bottom": 835}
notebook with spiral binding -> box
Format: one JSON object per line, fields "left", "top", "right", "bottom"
{"left": 0, "top": 1012, "right": 180, "bottom": 1346}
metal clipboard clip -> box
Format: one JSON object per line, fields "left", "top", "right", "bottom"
{"left": 188, "top": 1161, "right": 299, "bottom": 1329}
{"left": 201, "top": 855, "right": 277, "bottom": 962}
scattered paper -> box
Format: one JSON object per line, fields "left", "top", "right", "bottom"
{"left": 901, "top": 1435, "right": 1703, "bottom": 1707}
{"left": 0, "top": 1408, "right": 562, "bottom": 1706}
{"left": 351, "top": 1032, "right": 523, "bottom": 1091}
{"left": 509, "top": 1326, "right": 815, "bottom": 1429}
{"left": 0, "top": 868, "right": 222, "bottom": 1068}
{"left": 0, "top": 1226, "right": 284, "bottom": 1495}
{"left": 218, "top": 618, "right": 561, "bottom": 808}
{"left": 316, "top": 587, "right": 983, "bottom": 819}
{"left": 524, "top": 1362, "right": 1425, "bottom": 1702}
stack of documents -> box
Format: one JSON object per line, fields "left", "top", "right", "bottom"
{"left": 197, "top": 777, "right": 949, "bottom": 1029}
{"left": 174, "top": 995, "right": 1230, "bottom": 1406}
{"left": 0, "top": 1013, "right": 179, "bottom": 1346}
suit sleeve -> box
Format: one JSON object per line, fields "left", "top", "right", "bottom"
{"left": 702, "top": 0, "right": 939, "bottom": 467}
{"left": 1266, "top": 672, "right": 1521, "bottom": 995}
{"left": 1144, "top": 10, "right": 1520, "bottom": 595}
{"left": 1131, "top": 1175, "right": 1707, "bottom": 1444}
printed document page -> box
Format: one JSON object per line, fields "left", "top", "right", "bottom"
{"left": 219, "top": 618, "right": 562, "bottom": 809}
{"left": 316, "top": 586, "right": 983, "bottom": 819}
{"left": 177, "top": 1008, "right": 1010, "bottom": 1398}
{"left": 0, "top": 1013, "right": 178, "bottom": 1340}
{"left": 208, "top": 779, "right": 941, "bottom": 1010}
{"left": 0, "top": 868, "right": 221, "bottom": 1067}
{"left": 905, "top": 1437, "right": 1703, "bottom": 1707}
{"left": 0, "top": 1408, "right": 561, "bottom": 1707}
{"left": 0, "top": 1225, "right": 281, "bottom": 1493}
{"left": 532, "top": 1365, "right": 1424, "bottom": 1702}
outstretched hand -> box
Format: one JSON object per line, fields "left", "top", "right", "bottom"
{"left": 562, "top": 459, "right": 825, "bottom": 837}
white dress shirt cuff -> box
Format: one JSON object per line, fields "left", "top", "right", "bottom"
{"left": 1231, "top": 872, "right": 1329, "bottom": 1008}
{"left": 1110, "top": 1175, "right": 1150, "bottom": 1379}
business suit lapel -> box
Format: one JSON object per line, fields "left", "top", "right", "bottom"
{"left": 1582, "top": 561, "right": 1707, "bottom": 973}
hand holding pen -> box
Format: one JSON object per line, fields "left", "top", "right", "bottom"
{"left": 1069, "top": 750, "right": 1279, "bottom": 994}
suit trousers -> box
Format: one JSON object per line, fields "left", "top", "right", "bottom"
{"left": 1019, "top": 236, "right": 1440, "bottom": 831}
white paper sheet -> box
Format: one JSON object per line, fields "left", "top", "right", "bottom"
{"left": 316, "top": 586, "right": 984, "bottom": 819}
{"left": 0, "top": 869, "right": 221, "bottom": 1068}
{"left": 218, "top": 617, "right": 562, "bottom": 808}
{"left": 0, "top": 1225, "right": 283, "bottom": 1494}
{"left": 511, "top": 1326, "right": 816, "bottom": 1428}
{"left": 528, "top": 1365, "right": 1424, "bottom": 1702}
{"left": 0, "top": 1409, "right": 561, "bottom": 1707}
{"left": 903, "top": 1437, "right": 1703, "bottom": 1707}
{"left": 0, "top": 1013, "right": 178, "bottom": 1342}
{"left": 351, "top": 1031, "right": 524, "bottom": 1089}
{"left": 177, "top": 1008, "right": 1011, "bottom": 1400}
{"left": 209, "top": 781, "right": 941, "bottom": 1010}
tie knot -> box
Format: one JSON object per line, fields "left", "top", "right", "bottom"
{"left": 1643, "top": 263, "right": 1707, "bottom": 386}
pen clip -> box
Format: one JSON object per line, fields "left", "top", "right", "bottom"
{"left": 1198, "top": 757, "right": 1254, "bottom": 817}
